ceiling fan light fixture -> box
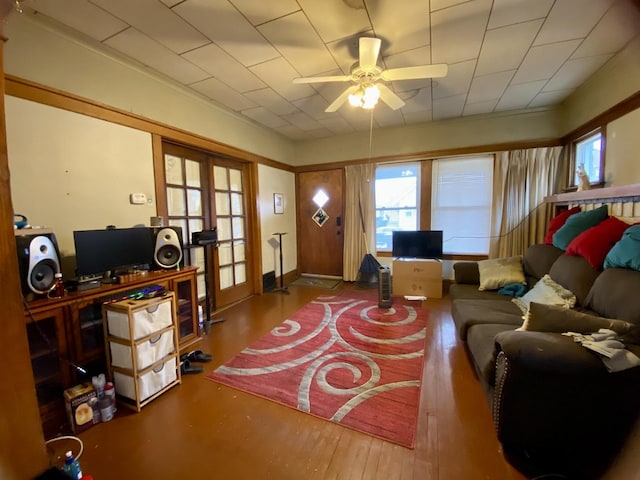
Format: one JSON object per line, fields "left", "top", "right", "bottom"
{"left": 348, "top": 83, "right": 380, "bottom": 109}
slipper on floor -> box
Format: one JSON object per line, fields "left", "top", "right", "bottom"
{"left": 185, "top": 350, "right": 212, "bottom": 363}
{"left": 180, "top": 359, "right": 203, "bottom": 375}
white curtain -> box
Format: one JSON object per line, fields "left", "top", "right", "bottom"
{"left": 343, "top": 164, "right": 376, "bottom": 281}
{"left": 490, "top": 146, "right": 564, "bottom": 258}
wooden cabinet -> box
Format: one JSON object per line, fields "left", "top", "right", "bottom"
{"left": 23, "top": 267, "right": 199, "bottom": 436}
{"left": 103, "top": 293, "right": 181, "bottom": 411}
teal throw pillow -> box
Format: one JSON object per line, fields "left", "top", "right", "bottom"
{"left": 552, "top": 205, "right": 608, "bottom": 250}
{"left": 603, "top": 225, "right": 640, "bottom": 271}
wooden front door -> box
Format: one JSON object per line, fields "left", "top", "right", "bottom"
{"left": 297, "top": 169, "right": 344, "bottom": 277}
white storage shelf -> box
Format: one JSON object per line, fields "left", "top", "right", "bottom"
{"left": 103, "top": 293, "right": 181, "bottom": 412}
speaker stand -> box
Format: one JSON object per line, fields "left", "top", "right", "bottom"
{"left": 201, "top": 242, "right": 225, "bottom": 334}
{"left": 272, "top": 232, "right": 289, "bottom": 294}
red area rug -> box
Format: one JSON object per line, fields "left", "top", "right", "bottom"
{"left": 206, "top": 290, "right": 428, "bottom": 448}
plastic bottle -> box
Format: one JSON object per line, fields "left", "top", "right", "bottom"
{"left": 91, "top": 373, "right": 105, "bottom": 398}
{"left": 99, "top": 396, "right": 113, "bottom": 422}
{"left": 61, "top": 450, "right": 82, "bottom": 479}
{"left": 104, "top": 381, "right": 117, "bottom": 413}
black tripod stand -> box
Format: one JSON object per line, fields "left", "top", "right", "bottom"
{"left": 272, "top": 232, "right": 289, "bottom": 294}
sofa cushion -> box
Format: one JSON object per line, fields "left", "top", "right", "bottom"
{"left": 477, "top": 256, "right": 525, "bottom": 291}
{"left": 548, "top": 254, "right": 599, "bottom": 307}
{"left": 512, "top": 274, "right": 576, "bottom": 313}
{"left": 451, "top": 299, "right": 523, "bottom": 340}
{"left": 544, "top": 206, "right": 581, "bottom": 244}
{"left": 552, "top": 205, "right": 609, "bottom": 250}
{"left": 452, "top": 261, "right": 480, "bottom": 284}
{"left": 603, "top": 224, "right": 640, "bottom": 271}
{"left": 566, "top": 216, "right": 629, "bottom": 270}
{"left": 586, "top": 268, "right": 640, "bottom": 327}
{"left": 522, "top": 243, "right": 564, "bottom": 286}
{"left": 449, "top": 283, "right": 510, "bottom": 302}
{"left": 467, "top": 323, "right": 516, "bottom": 386}
{"left": 521, "top": 302, "right": 636, "bottom": 336}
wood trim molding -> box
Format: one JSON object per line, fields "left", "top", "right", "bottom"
{"left": 4, "top": 74, "right": 295, "bottom": 172}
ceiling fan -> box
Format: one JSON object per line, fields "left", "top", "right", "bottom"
{"left": 293, "top": 37, "right": 448, "bottom": 112}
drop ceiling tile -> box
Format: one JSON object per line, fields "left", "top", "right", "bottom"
{"left": 433, "top": 93, "right": 466, "bottom": 120}
{"left": 402, "top": 109, "right": 433, "bottom": 124}
{"left": 229, "top": 0, "right": 300, "bottom": 26}
{"left": 431, "top": 0, "right": 492, "bottom": 65}
{"left": 243, "top": 89, "right": 299, "bottom": 115}
{"left": 542, "top": 54, "right": 612, "bottom": 92}
{"left": 258, "top": 11, "right": 338, "bottom": 77}
{"left": 292, "top": 95, "right": 335, "bottom": 121}
{"left": 488, "top": 0, "right": 553, "bottom": 29}
{"left": 326, "top": 36, "right": 369, "bottom": 74}
{"left": 572, "top": 1, "right": 640, "bottom": 58}
{"left": 431, "top": 0, "right": 469, "bottom": 11}
{"left": 367, "top": 0, "right": 430, "bottom": 55}
{"left": 529, "top": 89, "right": 574, "bottom": 107}
{"left": 476, "top": 19, "right": 543, "bottom": 76}
{"left": 281, "top": 111, "right": 324, "bottom": 131}
{"left": 296, "top": 0, "right": 371, "bottom": 43}
{"left": 463, "top": 99, "right": 498, "bottom": 116}
{"left": 373, "top": 108, "right": 406, "bottom": 127}
{"left": 533, "top": 0, "right": 614, "bottom": 46}
{"left": 318, "top": 117, "right": 356, "bottom": 135}
{"left": 468, "top": 70, "right": 514, "bottom": 104}
{"left": 190, "top": 77, "right": 257, "bottom": 111}
{"left": 495, "top": 80, "right": 547, "bottom": 111}
{"left": 173, "top": 0, "right": 280, "bottom": 66}
{"left": 104, "top": 28, "right": 210, "bottom": 85}
{"left": 308, "top": 128, "right": 335, "bottom": 139}
{"left": 339, "top": 108, "right": 376, "bottom": 129}
{"left": 273, "top": 124, "right": 312, "bottom": 140}
{"left": 160, "top": 0, "right": 183, "bottom": 6}
{"left": 250, "top": 57, "right": 316, "bottom": 101}
{"left": 432, "top": 59, "right": 475, "bottom": 99}
{"left": 91, "top": 0, "right": 209, "bottom": 54}
{"left": 182, "top": 43, "right": 266, "bottom": 93}
{"left": 399, "top": 87, "right": 433, "bottom": 113}
{"left": 511, "top": 40, "right": 581, "bottom": 85}
{"left": 241, "top": 107, "right": 288, "bottom": 128}
{"left": 29, "top": 0, "right": 128, "bottom": 42}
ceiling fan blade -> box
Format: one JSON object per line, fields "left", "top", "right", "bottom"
{"left": 293, "top": 75, "right": 352, "bottom": 84}
{"left": 376, "top": 83, "right": 405, "bottom": 110}
{"left": 381, "top": 64, "right": 449, "bottom": 81}
{"left": 359, "top": 37, "right": 382, "bottom": 70}
{"left": 325, "top": 85, "right": 359, "bottom": 113}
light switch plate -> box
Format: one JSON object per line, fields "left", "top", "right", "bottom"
{"left": 130, "top": 193, "right": 147, "bottom": 204}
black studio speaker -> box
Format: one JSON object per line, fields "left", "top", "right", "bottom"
{"left": 15, "top": 232, "right": 61, "bottom": 296}
{"left": 151, "top": 226, "right": 183, "bottom": 269}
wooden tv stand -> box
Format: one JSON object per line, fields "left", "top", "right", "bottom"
{"left": 23, "top": 266, "right": 200, "bottom": 438}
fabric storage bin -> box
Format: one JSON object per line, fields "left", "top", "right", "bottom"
{"left": 109, "top": 329, "right": 175, "bottom": 370}
{"left": 106, "top": 297, "right": 173, "bottom": 340}
{"left": 114, "top": 356, "right": 178, "bottom": 402}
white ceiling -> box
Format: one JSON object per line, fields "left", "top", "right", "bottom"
{"left": 22, "top": 0, "right": 640, "bottom": 141}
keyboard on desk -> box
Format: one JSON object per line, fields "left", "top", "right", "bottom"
{"left": 100, "top": 284, "right": 166, "bottom": 304}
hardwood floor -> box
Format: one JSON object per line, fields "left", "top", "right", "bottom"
{"left": 49, "top": 284, "right": 527, "bottom": 479}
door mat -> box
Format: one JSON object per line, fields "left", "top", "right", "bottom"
{"left": 288, "top": 276, "right": 342, "bottom": 289}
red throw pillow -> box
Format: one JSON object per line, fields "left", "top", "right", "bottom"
{"left": 565, "top": 216, "right": 630, "bottom": 269}
{"left": 544, "top": 206, "right": 581, "bottom": 244}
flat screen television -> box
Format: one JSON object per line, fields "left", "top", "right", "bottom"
{"left": 73, "top": 228, "right": 154, "bottom": 278}
{"left": 392, "top": 230, "right": 443, "bottom": 259}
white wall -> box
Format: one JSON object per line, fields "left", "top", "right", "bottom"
{"left": 257, "top": 165, "right": 297, "bottom": 277}
{"left": 6, "top": 96, "right": 155, "bottom": 259}
{"left": 3, "top": 12, "right": 294, "bottom": 166}
{"left": 605, "top": 107, "right": 640, "bottom": 186}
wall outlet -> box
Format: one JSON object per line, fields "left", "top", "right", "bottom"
{"left": 130, "top": 193, "right": 147, "bottom": 204}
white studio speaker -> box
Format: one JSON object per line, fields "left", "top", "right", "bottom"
{"left": 378, "top": 265, "right": 392, "bottom": 308}
{"left": 15, "top": 232, "right": 61, "bottom": 296}
{"left": 151, "top": 226, "right": 183, "bottom": 269}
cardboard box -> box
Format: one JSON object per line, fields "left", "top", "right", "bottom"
{"left": 392, "top": 259, "right": 443, "bottom": 298}
{"left": 64, "top": 383, "right": 100, "bottom": 434}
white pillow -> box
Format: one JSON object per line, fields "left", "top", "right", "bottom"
{"left": 512, "top": 274, "right": 576, "bottom": 314}
{"left": 477, "top": 256, "right": 525, "bottom": 291}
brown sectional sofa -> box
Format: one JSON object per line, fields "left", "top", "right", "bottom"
{"left": 450, "top": 244, "right": 640, "bottom": 478}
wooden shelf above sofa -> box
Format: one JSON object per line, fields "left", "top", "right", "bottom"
{"left": 545, "top": 183, "right": 640, "bottom": 206}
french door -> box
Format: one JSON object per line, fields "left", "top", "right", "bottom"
{"left": 160, "top": 141, "right": 255, "bottom": 311}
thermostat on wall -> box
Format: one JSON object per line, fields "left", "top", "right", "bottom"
{"left": 130, "top": 193, "right": 147, "bottom": 204}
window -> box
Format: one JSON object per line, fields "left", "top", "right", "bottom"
{"left": 431, "top": 156, "right": 493, "bottom": 255}
{"left": 374, "top": 164, "right": 419, "bottom": 251}
{"left": 572, "top": 130, "right": 603, "bottom": 187}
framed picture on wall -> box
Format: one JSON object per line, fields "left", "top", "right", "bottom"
{"left": 274, "top": 193, "right": 284, "bottom": 214}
